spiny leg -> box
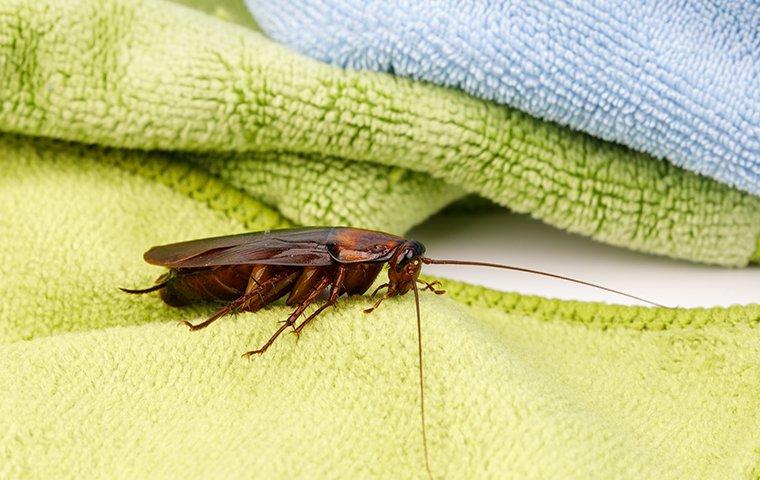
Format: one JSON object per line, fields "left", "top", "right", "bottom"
{"left": 292, "top": 265, "right": 347, "bottom": 336}
{"left": 242, "top": 322, "right": 291, "bottom": 359}
{"left": 370, "top": 283, "right": 389, "bottom": 298}
{"left": 293, "top": 301, "right": 333, "bottom": 336}
{"left": 179, "top": 290, "right": 257, "bottom": 331}
{"left": 417, "top": 279, "right": 445, "bottom": 295}
{"left": 242, "top": 275, "right": 332, "bottom": 358}
{"left": 246, "top": 276, "right": 266, "bottom": 305}
{"left": 245, "top": 268, "right": 273, "bottom": 307}
{"left": 180, "top": 270, "right": 291, "bottom": 331}
{"left": 363, "top": 293, "right": 390, "bottom": 314}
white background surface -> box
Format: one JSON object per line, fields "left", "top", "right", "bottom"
{"left": 408, "top": 212, "right": 759, "bottom": 308}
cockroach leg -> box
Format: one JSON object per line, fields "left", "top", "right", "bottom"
{"left": 370, "top": 283, "right": 389, "bottom": 298}
{"left": 243, "top": 323, "right": 292, "bottom": 359}
{"left": 293, "top": 301, "right": 334, "bottom": 337}
{"left": 416, "top": 280, "right": 445, "bottom": 295}
{"left": 292, "top": 265, "right": 347, "bottom": 337}
{"left": 181, "top": 270, "right": 291, "bottom": 331}
{"left": 242, "top": 275, "right": 332, "bottom": 358}
{"left": 179, "top": 288, "right": 258, "bottom": 331}
{"left": 363, "top": 293, "right": 390, "bottom": 314}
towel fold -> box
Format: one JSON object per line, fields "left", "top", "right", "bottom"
{"left": 0, "top": 0, "right": 758, "bottom": 265}
{"left": 2, "top": 138, "right": 759, "bottom": 478}
{"left": 1, "top": 2, "right": 760, "bottom": 478}
{"left": 245, "top": 0, "right": 760, "bottom": 195}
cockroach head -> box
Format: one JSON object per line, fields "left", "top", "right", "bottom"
{"left": 387, "top": 240, "right": 425, "bottom": 295}
{"left": 394, "top": 240, "right": 425, "bottom": 272}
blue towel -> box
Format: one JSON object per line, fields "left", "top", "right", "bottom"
{"left": 245, "top": 0, "right": 760, "bottom": 195}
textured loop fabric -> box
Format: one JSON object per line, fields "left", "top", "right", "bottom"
{"left": 2, "top": 134, "right": 759, "bottom": 479}
{"left": 245, "top": 0, "right": 760, "bottom": 196}
{"left": 185, "top": 151, "right": 463, "bottom": 233}
{"left": 0, "top": 0, "right": 758, "bottom": 265}
{"left": 1, "top": 1, "right": 759, "bottom": 478}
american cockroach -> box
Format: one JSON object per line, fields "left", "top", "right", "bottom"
{"left": 122, "top": 226, "right": 664, "bottom": 479}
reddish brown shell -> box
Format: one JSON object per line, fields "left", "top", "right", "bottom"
{"left": 143, "top": 227, "right": 407, "bottom": 268}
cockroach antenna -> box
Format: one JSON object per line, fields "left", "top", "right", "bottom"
{"left": 412, "top": 282, "right": 433, "bottom": 479}
{"left": 420, "top": 257, "right": 668, "bottom": 308}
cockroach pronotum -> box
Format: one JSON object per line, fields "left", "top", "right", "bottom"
{"left": 122, "top": 226, "right": 665, "bottom": 479}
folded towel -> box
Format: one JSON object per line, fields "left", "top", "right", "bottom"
{"left": 1, "top": 2, "right": 760, "bottom": 476}
{"left": 2, "top": 132, "right": 759, "bottom": 479}
{"left": 1, "top": 0, "right": 759, "bottom": 266}
{"left": 245, "top": 0, "right": 760, "bottom": 195}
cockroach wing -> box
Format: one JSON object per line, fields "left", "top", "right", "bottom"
{"left": 143, "top": 227, "right": 406, "bottom": 268}
{"left": 326, "top": 227, "right": 406, "bottom": 263}
{"left": 144, "top": 228, "right": 333, "bottom": 267}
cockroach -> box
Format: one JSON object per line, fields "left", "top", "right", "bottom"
{"left": 122, "top": 226, "right": 664, "bottom": 479}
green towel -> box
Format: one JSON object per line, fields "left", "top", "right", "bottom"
{"left": 1, "top": 0, "right": 759, "bottom": 265}
{"left": 2, "top": 0, "right": 760, "bottom": 479}
{"left": 2, "top": 137, "right": 760, "bottom": 478}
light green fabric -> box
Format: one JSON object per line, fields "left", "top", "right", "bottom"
{"left": 1, "top": 0, "right": 759, "bottom": 265}
{"left": 2, "top": 138, "right": 760, "bottom": 479}
{"left": 2, "top": 1, "right": 760, "bottom": 479}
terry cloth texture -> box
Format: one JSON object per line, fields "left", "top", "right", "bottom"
{"left": 245, "top": 0, "right": 760, "bottom": 196}
{"left": 0, "top": 1, "right": 759, "bottom": 478}
{"left": 0, "top": 0, "right": 759, "bottom": 266}
{"left": 2, "top": 132, "right": 760, "bottom": 480}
